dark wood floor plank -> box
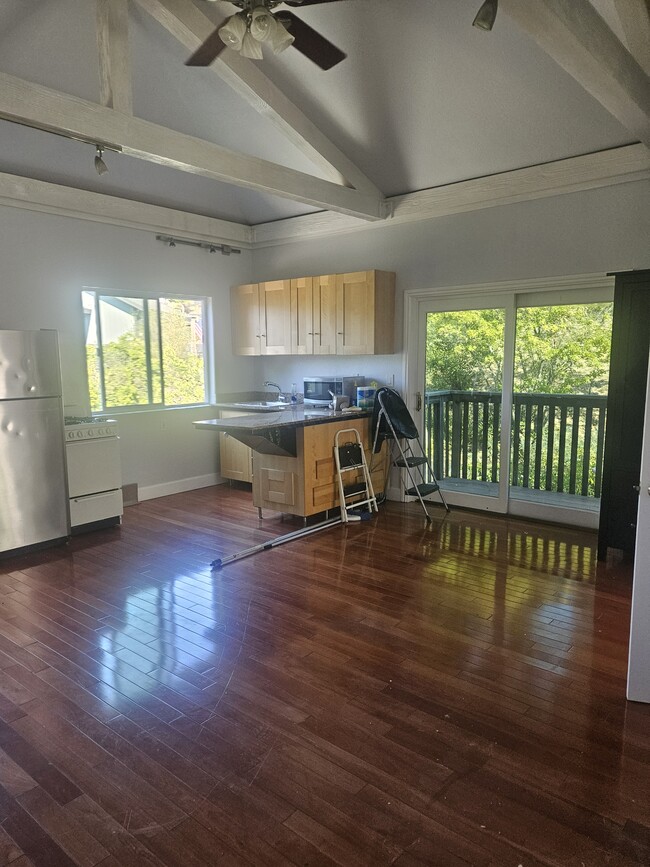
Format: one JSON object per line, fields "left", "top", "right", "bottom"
{"left": 0, "top": 487, "right": 645, "bottom": 867}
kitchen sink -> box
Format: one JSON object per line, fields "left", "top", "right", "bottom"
{"left": 229, "top": 400, "right": 292, "bottom": 410}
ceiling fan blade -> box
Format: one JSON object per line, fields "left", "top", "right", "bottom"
{"left": 280, "top": 11, "right": 346, "bottom": 70}
{"left": 185, "top": 24, "right": 228, "bottom": 66}
{"left": 284, "top": 1, "right": 351, "bottom": 6}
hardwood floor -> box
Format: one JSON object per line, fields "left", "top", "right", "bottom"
{"left": 0, "top": 486, "right": 648, "bottom": 866}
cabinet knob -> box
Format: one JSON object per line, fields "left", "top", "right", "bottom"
{"left": 633, "top": 484, "right": 640, "bottom": 492}
{"left": 307, "top": 332, "right": 313, "bottom": 335}
{"left": 337, "top": 332, "right": 343, "bottom": 335}
{"left": 313, "top": 332, "right": 320, "bottom": 335}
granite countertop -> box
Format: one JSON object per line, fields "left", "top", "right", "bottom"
{"left": 194, "top": 406, "right": 371, "bottom": 433}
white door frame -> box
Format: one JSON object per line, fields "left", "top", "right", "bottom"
{"left": 403, "top": 274, "right": 614, "bottom": 525}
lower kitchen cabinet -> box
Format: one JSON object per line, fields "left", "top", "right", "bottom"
{"left": 252, "top": 417, "right": 389, "bottom": 517}
{"left": 219, "top": 411, "right": 254, "bottom": 483}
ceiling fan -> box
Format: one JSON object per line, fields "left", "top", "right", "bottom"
{"left": 189, "top": 0, "right": 348, "bottom": 70}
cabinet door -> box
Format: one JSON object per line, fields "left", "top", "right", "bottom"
{"left": 219, "top": 411, "right": 254, "bottom": 482}
{"left": 291, "top": 277, "right": 313, "bottom": 355}
{"left": 231, "top": 284, "right": 260, "bottom": 356}
{"left": 260, "top": 280, "right": 292, "bottom": 355}
{"left": 312, "top": 274, "right": 337, "bottom": 355}
{"left": 336, "top": 271, "right": 375, "bottom": 355}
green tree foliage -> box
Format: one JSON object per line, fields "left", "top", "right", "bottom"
{"left": 86, "top": 296, "right": 205, "bottom": 411}
{"left": 426, "top": 309, "right": 504, "bottom": 391}
{"left": 514, "top": 304, "right": 612, "bottom": 394}
{"left": 424, "top": 302, "right": 613, "bottom": 497}
{"left": 426, "top": 303, "right": 612, "bottom": 394}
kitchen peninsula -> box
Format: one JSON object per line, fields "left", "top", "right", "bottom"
{"left": 195, "top": 407, "right": 388, "bottom": 519}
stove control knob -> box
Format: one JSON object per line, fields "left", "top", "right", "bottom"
{"left": 76, "top": 431, "right": 83, "bottom": 438}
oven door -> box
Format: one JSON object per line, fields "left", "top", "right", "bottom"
{"left": 66, "top": 437, "right": 122, "bottom": 498}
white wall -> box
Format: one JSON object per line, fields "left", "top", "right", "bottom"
{"left": 252, "top": 181, "right": 650, "bottom": 392}
{"left": 0, "top": 205, "right": 254, "bottom": 495}
{"left": 1, "top": 180, "right": 648, "bottom": 497}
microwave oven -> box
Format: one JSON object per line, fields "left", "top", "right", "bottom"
{"left": 303, "top": 376, "right": 365, "bottom": 406}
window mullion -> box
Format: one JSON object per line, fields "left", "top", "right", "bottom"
{"left": 143, "top": 300, "right": 154, "bottom": 405}
{"left": 95, "top": 293, "right": 107, "bottom": 412}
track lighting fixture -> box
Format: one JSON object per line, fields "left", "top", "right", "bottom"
{"left": 156, "top": 235, "right": 241, "bottom": 256}
{"left": 473, "top": 0, "right": 498, "bottom": 31}
{"left": 94, "top": 145, "right": 109, "bottom": 175}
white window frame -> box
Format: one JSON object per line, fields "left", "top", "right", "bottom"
{"left": 83, "top": 287, "right": 214, "bottom": 413}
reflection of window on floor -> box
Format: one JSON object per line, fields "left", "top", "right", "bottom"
{"left": 424, "top": 302, "right": 613, "bottom": 507}
{"left": 82, "top": 290, "right": 209, "bottom": 412}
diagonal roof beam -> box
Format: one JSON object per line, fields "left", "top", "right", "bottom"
{"left": 97, "top": 0, "right": 133, "bottom": 114}
{"left": 0, "top": 72, "right": 384, "bottom": 220}
{"left": 132, "top": 0, "right": 383, "bottom": 197}
{"left": 502, "top": 0, "right": 650, "bottom": 149}
{"left": 612, "top": 0, "right": 650, "bottom": 76}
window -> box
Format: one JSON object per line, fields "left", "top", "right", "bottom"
{"left": 82, "top": 290, "right": 209, "bottom": 412}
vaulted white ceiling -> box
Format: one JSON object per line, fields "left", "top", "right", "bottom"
{"left": 0, "top": 0, "right": 648, "bottom": 237}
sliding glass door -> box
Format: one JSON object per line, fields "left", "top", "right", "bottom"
{"left": 417, "top": 294, "right": 515, "bottom": 513}
{"left": 413, "top": 283, "right": 613, "bottom": 522}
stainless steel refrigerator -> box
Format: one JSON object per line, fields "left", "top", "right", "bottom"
{"left": 0, "top": 330, "right": 69, "bottom": 555}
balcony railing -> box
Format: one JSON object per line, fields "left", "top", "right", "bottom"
{"left": 424, "top": 390, "right": 608, "bottom": 498}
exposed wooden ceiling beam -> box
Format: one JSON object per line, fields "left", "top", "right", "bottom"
{"left": 0, "top": 72, "right": 384, "bottom": 221}
{"left": 612, "top": 0, "right": 650, "bottom": 76}
{"left": 252, "top": 144, "right": 650, "bottom": 245}
{"left": 501, "top": 0, "right": 650, "bottom": 148}
{"left": 0, "top": 171, "right": 252, "bottom": 246}
{"left": 132, "top": 0, "right": 383, "bottom": 197}
{"left": 97, "top": 0, "right": 133, "bottom": 114}
{"left": 2, "top": 146, "right": 645, "bottom": 248}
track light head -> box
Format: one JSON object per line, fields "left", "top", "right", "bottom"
{"left": 473, "top": 0, "right": 498, "bottom": 31}
{"left": 94, "top": 145, "right": 109, "bottom": 175}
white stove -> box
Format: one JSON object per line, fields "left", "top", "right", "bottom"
{"left": 64, "top": 417, "right": 123, "bottom": 531}
{"left": 65, "top": 417, "right": 119, "bottom": 441}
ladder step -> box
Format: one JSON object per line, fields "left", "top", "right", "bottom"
{"left": 395, "top": 456, "right": 428, "bottom": 468}
{"left": 406, "top": 483, "right": 440, "bottom": 496}
{"left": 344, "top": 482, "right": 367, "bottom": 496}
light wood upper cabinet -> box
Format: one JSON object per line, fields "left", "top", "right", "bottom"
{"left": 336, "top": 270, "right": 395, "bottom": 355}
{"left": 291, "top": 274, "right": 337, "bottom": 355}
{"left": 232, "top": 270, "right": 395, "bottom": 356}
{"left": 231, "top": 280, "right": 292, "bottom": 356}
{"left": 260, "top": 280, "right": 292, "bottom": 355}
{"left": 231, "top": 283, "right": 261, "bottom": 356}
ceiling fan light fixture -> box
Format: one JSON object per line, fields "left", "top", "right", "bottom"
{"left": 94, "top": 145, "right": 108, "bottom": 176}
{"left": 240, "top": 31, "right": 264, "bottom": 60}
{"left": 473, "top": 0, "right": 498, "bottom": 31}
{"left": 269, "top": 18, "right": 294, "bottom": 54}
{"left": 250, "top": 6, "right": 274, "bottom": 43}
{"left": 218, "top": 13, "right": 247, "bottom": 50}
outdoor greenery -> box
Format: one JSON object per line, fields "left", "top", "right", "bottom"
{"left": 86, "top": 296, "right": 205, "bottom": 411}
{"left": 424, "top": 303, "right": 613, "bottom": 497}
{"left": 425, "top": 303, "right": 613, "bottom": 394}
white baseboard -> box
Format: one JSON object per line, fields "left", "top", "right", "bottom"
{"left": 138, "top": 473, "right": 223, "bottom": 502}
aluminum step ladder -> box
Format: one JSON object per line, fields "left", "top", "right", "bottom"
{"left": 371, "top": 386, "right": 449, "bottom": 522}
{"left": 334, "top": 429, "right": 378, "bottom": 523}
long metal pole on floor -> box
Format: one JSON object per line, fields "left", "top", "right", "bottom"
{"left": 211, "top": 517, "right": 343, "bottom": 569}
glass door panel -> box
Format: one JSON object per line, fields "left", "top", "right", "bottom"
{"left": 510, "top": 302, "right": 613, "bottom": 512}
{"left": 419, "top": 298, "right": 513, "bottom": 512}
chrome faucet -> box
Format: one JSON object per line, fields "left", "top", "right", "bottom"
{"left": 264, "top": 380, "right": 282, "bottom": 396}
